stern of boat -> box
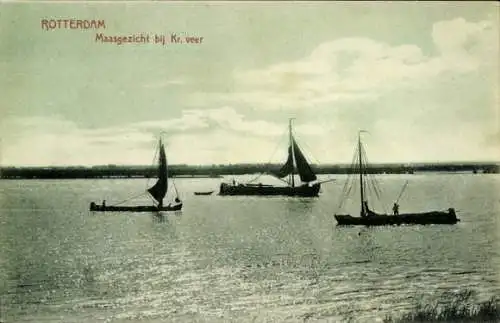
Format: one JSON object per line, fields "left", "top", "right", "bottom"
{"left": 447, "top": 208, "right": 460, "bottom": 222}
{"left": 334, "top": 214, "right": 356, "bottom": 225}
{"left": 219, "top": 182, "right": 231, "bottom": 195}
{"left": 312, "top": 183, "right": 321, "bottom": 195}
{"left": 299, "top": 183, "right": 321, "bottom": 197}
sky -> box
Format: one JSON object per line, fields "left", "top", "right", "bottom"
{"left": 0, "top": 1, "right": 499, "bottom": 166}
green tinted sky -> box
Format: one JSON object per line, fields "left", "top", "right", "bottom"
{"left": 0, "top": 1, "right": 498, "bottom": 165}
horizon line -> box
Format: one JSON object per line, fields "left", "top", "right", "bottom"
{"left": 1, "top": 160, "right": 500, "bottom": 168}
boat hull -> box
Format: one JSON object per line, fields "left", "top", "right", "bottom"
{"left": 194, "top": 191, "right": 214, "bottom": 195}
{"left": 218, "top": 183, "right": 320, "bottom": 197}
{"left": 334, "top": 208, "right": 459, "bottom": 226}
{"left": 90, "top": 203, "right": 182, "bottom": 212}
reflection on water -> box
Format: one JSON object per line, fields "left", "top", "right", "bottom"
{"left": 0, "top": 175, "right": 499, "bottom": 322}
{"left": 151, "top": 211, "right": 182, "bottom": 224}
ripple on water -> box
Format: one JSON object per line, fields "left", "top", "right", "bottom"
{"left": 1, "top": 176, "right": 499, "bottom": 322}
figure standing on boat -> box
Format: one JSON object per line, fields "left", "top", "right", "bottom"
{"left": 333, "top": 130, "right": 459, "bottom": 226}
{"left": 392, "top": 202, "right": 399, "bottom": 215}
{"left": 164, "top": 197, "right": 182, "bottom": 209}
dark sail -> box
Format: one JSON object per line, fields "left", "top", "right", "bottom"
{"left": 147, "top": 141, "right": 168, "bottom": 204}
{"left": 292, "top": 138, "right": 317, "bottom": 182}
{"left": 275, "top": 145, "right": 294, "bottom": 178}
{"left": 273, "top": 137, "right": 317, "bottom": 183}
{"left": 218, "top": 119, "right": 322, "bottom": 197}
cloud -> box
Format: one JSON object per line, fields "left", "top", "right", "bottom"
{"left": 2, "top": 110, "right": 497, "bottom": 166}
{"left": 1, "top": 16, "right": 497, "bottom": 166}
{"left": 167, "top": 130, "right": 286, "bottom": 165}
{"left": 190, "top": 17, "right": 497, "bottom": 111}
{"left": 0, "top": 109, "right": 330, "bottom": 165}
{"left": 0, "top": 115, "right": 157, "bottom": 166}
{"left": 130, "top": 109, "right": 209, "bottom": 132}
{"left": 432, "top": 18, "right": 497, "bottom": 62}
{"left": 203, "top": 107, "right": 284, "bottom": 136}
{"left": 128, "top": 107, "right": 327, "bottom": 138}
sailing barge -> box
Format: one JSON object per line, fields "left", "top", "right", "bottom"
{"left": 218, "top": 119, "right": 322, "bottom": 197}
{"left": 334, "top": 131, "right": 459, "bottom": 226}
{"left": 90, "top": 137, "right": 182, "bottom": 212}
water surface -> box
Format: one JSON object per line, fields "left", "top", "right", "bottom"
{"left": 1, "top": 174, "right": 499, "bottom": 322}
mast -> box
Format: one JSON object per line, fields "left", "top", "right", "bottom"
{"left": 358, "top": 131, "right": 365, "bottom": 216}
{"left": 164, "top": 139, "right": 169, "bottom": 204}
{"left": 289, "top": 118, "right": 295, "bottom": 187}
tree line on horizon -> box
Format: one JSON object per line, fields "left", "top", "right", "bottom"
{"left": 0, "top": 162, "right": 498, "bottom": 179}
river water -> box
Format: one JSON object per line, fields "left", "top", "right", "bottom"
{"left": 0, "top": 174, "right": 499, "bottom": 322}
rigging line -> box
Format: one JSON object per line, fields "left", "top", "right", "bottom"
{"left": 336, "top": 133, "right": 362, "bottom": 214}
{"left": 365, "top": 174, "right": 374, "bottom": 203}
{"left": 146, "top": 138, "right": 160, "bottom": 191}
{"left": 362, "top": 151, "right": 379, "bottom": 194}
{"left": 167, "top": 178, "right": 179, "bottom": 201}
{"left": 368, "top": 173, "right": 383, "bottom": 205}
{"left": 146, "top": 193, "right": 157, "bottom": 206}
{"left": 369, "top": 174, "right": 384, "bottom": 204}
{"left": 372, "top": 173, "right": 385, "bottom": 204}
{"left": 110, "top": 191, "right": 147, "bottom": 206}
{"left": 396, "top": 180, "right": 409, "bottom": 203}
{"left": 360, "top": 144, "right": 376, "bottom": 203}
{"left": 364, "top": 163, "right": 385, "bottom": 207}
{"left": 338, "top": 183, "right": 353, "bottom": 211}
{"left": 268, "top": 173, "right": 293, "bottom": 185}
{"left": 368, "top": 175, "right": 383, "bottom": 213}
{"left": 335, "top": 180, "right": 351, "bottom": 213}
{"left": 247, "top": 126, "right": 288, "bottom": 184}
{"left": 336, "top": 153, "right": 355, "bottom": 205}
{"left": 172, "top": 177, "right": 179, "bottom": 198}
{"left": 266, "top": 126, "right": 289, "bottom": 164}
{"left": 335, "top": 179, "right": 349, "bottom": 212}
{"left": 341, "top": 143, "right": 358, "bottom": 193}
{"left": 336, "top": 181, "right": 349, "bottom": 211}
{"left": 294, "top": 135, "right": 321, "bottom": 166}
{"left": 336, "top": 177, "right": 351, "bottom": 212}
{"left": 361, "top": 146, "right": 388, "bottom": 214}
{"left": 361, "top": 143, "right": 385, "bottom": 213}
{"left": 335, "top": 143, "right": 358, "bottom": 213}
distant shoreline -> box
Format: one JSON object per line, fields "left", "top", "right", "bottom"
{"left": 0, "top": 163, "right": 498, "bottom": 179}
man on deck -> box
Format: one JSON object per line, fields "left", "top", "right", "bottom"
{"left": 166, "top": 197, "right": 181, "bottom": 209}
{"left": 392, "top": 202, "right": 399, "bottom": 215}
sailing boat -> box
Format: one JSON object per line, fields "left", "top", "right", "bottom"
{"left": 89, "top": 137, "right": 182, "bottom": 212}
{"left": 218, "top": 119, "right": 325, "bottom": 197}
{"left": 334, "top": 131, "right": 459, "bottom": 226}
